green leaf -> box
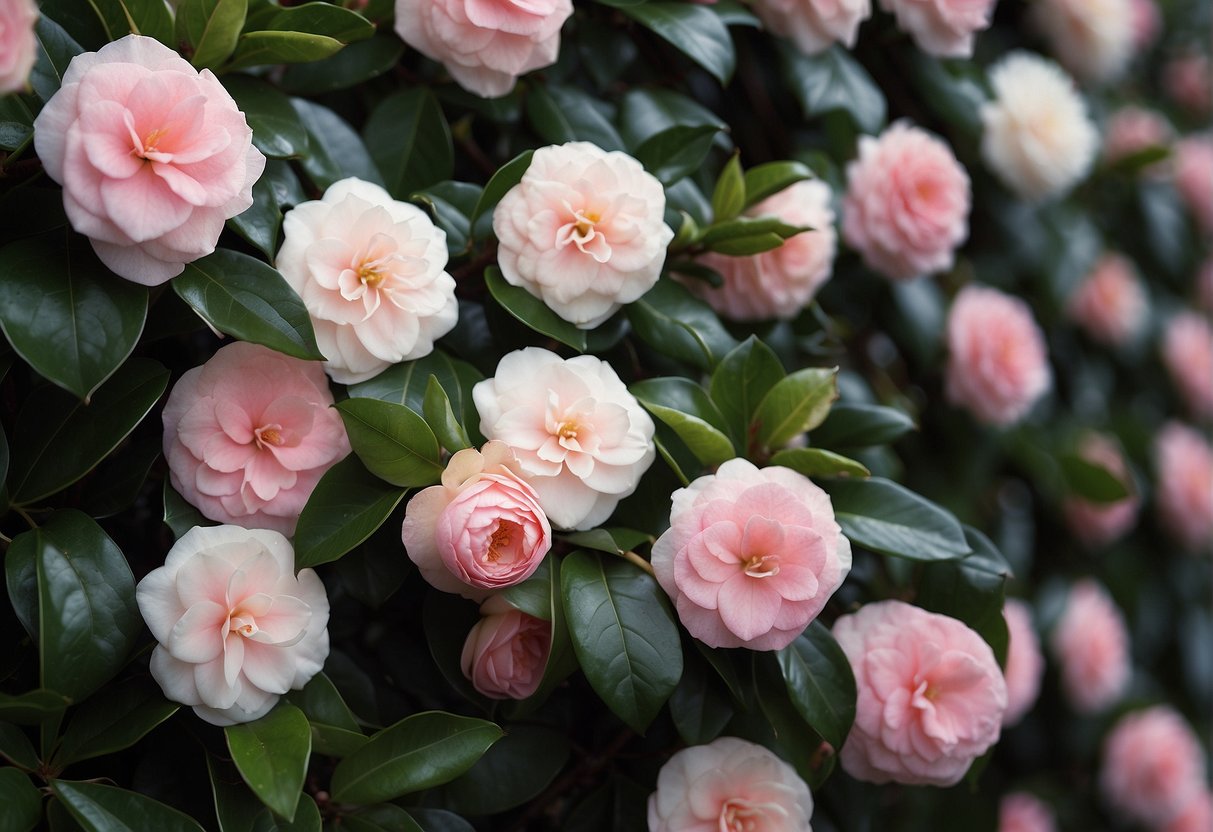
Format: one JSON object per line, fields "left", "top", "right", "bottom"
{"left": 441, "top": 726, "right": 570, "bottom": 816}
{"left": 743, "top": 161, "right": 815, "bottom": 208}
{"left": 163, "top": 481, "right": 215, "bottom": 540}
{"left": 1059, "top": 453, "right": 1131, "bottom": 503}
{"left": 336, "top": 398, "right": 443, "bottom": 487}
{"left": 224, "top": 75, "right": 309, "bottom": 160}
{"left": 0, "top": 691, "right": 70, "bottom": 726}
{"left": 423, "top": 376, "right": 471, "bottom": 453}
{"left": 710, "top": 153, "right": 745, "bottom": 222}
{"left": 79, "top": 432, "right": 161, "bottom": 519}
{"left": 525, "top": 84, "right": 625, "bottom": 152}
{"left": 51, "top": 780, "right": 205, "bottom": 832}
{"left": 622, "top": 2, "right": 736, "bottom": 84}
{"left": 86, "top": 0, "right": 174, "bottom": 45}
{"left": 284, "top": 673, "right": 366, "bottom": 757}
{"left": 30, "top": 16, "right": 84, "bottom": 102}
{"left": 629, "top": 378, "right": 735, "bottom": 466}
{"left": 668, "top": 652, "right": 733, "bottom": 745}
{"left": 226, "top": 703, "right": 311, "bottom": 820}
{"left": 619, "top": 87, "right": 727, "bottom": 149}
{"left": 916, "top": 527, "right": 1011, "bottom": 666}
{"left": 0, "top": 235, "right": 147, "bottom": 401}
{"left": 628, "top": 279, "right": 738, "bottom": 370}
{"left": 53, "top": 677, "right": 179, "bottom": 766}
{"left": 561, "top": 550, "right": 683, "bottom": 733}
{"left": 281, "top": 34, "right": 405, "bottom": 94}
{"left": 634, "top": 125, "right": 722, "bottom": 186}
{"left": 411, "top": 181, "right": 480, "bottom": 258}
{"left": 776, "top": 622, "right": 857, "bottom": 749}
{"left": 364, "top": 89, "right": 453, "bottom": 200}
{"left": 810, "top": 403, "right": 915, "bottom": 449}
{"left": 330, "top": 712, "right": 503, "bottom": 805}
{"left": 226, "top": 30, "right": 344, "bottom": 71}
{"left": 175, "top": 0, "right": 248, "bottom": 68}
{"left": 211, "top": 761, "right": 322, "bottom": 832}
{"left": 708, "top": 336, "right": 784, "bottom": 446}
{"left": 247, "top": 1, "right": 375, "bottom": 42}
{"left": 0, "top": 723, "right": 37, "bottom": 771}
{"left": 781, "top": 43, "right": 886, "bottom": 134}
{"left": 228, "top": 159, "right": 305, "bottom": 258}
{"left": 768, "top": 447, "right": 870, "bottom": 479}
{"left": 825, "top": 477, "right": 970, "bottom": 561}
{"left": 753, "top": 367, "right": 838, "bottom": 450}
{"left": 347, "top": 349, "right": 470, "bottom": 414}
{"left": 340, "top": 806, "right": 423, "bottom": 832}
{"left": 0, "top": 768, "right": 41, "bottom": 832}
{"left": 484, "top": 266, "right": 589, "bottom": 351}
{"left": 0, "top": 122, "right": 32, "bottom": 151}
{"left": 471, "top": 149, "right": 534, "bottom": 226}
{"left": 290, "top": 98, "right": 384, "bottom": 191}
{"left": 294, "top": 455, "right": 408, "bottom": 570}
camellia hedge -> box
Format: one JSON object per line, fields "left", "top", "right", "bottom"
{"left": 0, "top": 0, "right": 1210, "bottom": 830}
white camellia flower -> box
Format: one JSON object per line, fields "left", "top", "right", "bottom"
{"left": 493, "top": 142, "right": 674, "bottom": 329}
{"left": 472, "top": 347, "right": 656, "bottom": 530}
{"left": 1031, "top": 0, "right": 1134, "bottom": 85}
{"left": 276, "top": 178, "right": 458, "bottom": 384}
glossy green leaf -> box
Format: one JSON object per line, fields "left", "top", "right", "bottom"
{"left": 768, "top": 447, "right": 870, "bottom": 479}
{"left": 668, "top": 652, "right": 733, "bottom": 746}
{"left": 526, "top": 84, "right": 625, "bottom": 152}
{"left": 633, "top": 124, "right": 721, "bottom": 186}
{"left": 916, "top": 527, "right": 1011, "bottom": 666}
{"left": 86, "top": 0, "right": 174, "bottom": 45}
{"left": 781, "top": 43, "right": 886, "bottom": 134}
{"left": 336, "top": 398, "right": 443, "bottom": 487}
{"left": 628, "top": 279, "right": 738, "bottom": 370}
{"left": 284, "top": 673, "right": 366, "bottom": 758}
{"left": 228, "top": 160, "right": 305, "bottom": 258}
{"left": 810, "top": 403, "right": 915, "bottom": 449}
{"left": 51, "top": 780, "right": 205, "bottom": 832}
{"left": 484, "top": 266, "right": 588, "bottom": 351}
{"left": 175, "top": 0, "right": 247, "bottom": 68}
{"left": 441, "top": 726, "right": 570, "bottom": 816}
{"left": 79, "top": 432, "right": 161, "bottom": 519}
{"left": 423, "top": 376, "right": 471, "bottom": 453}
{"left": 753, "top": 367, "right": 838, "bottom": 450}
{"left": 211, "top": 764, "right": 322, "bottom": 832}
{"left": 53, "top": 676, "right": 178, "bottom": 766}
{"left": 0, "top": 691, "right": 70, "bottom": 726}
{"left": 622, "top": 2, "right": 736, "bottom": 84}
{"left": 347, "top": 349, "right": 471, "bottom": 414}
{"left": 619, "top": 87, "right": 727, "bottom": 148}
{"left": 364, "top": 89, "right": 453, "bottom": 200}
{"left": 290, "top": 98, "right": 384, "bottom": 190}
{"left": 246, "top": 1, "right": 375, "bottom": 42}
{"left": 294, "top": 455, "right": 409, "bottom": 569}
{"left": 825, "top": 477, "right": 970, "bottom": 561}
{"left": 411, "top": 180, "right": 480, "bottom": 258}
{"left": 224, "top": 75, "right": 308, "bottom": 159}
{"left": 0, "top": 768, "right": 41, "bottom": 832}
{"left": 471, "top": 149, "right": 534, "bottom": 225}
{"left": 281, "top": 34, "right": 405, "bottom": 94}
{"left": 0, "top": 722, "right": 38, "bottom": 770}
{"left": 710, "top": 153, "right": 745, "bottom": 222}
{"left": 226, "top": 703, "right": 311, "bottom": 820}
{"left": 226, "top": 30, "right": 344, "bottom": 71}
{"left": 163, "top": 481, "right": 215, "bottom": 539}
{"left": 708, "top": 336, "right": 784, "bottom": 447}
{"left": 1059, "top": 453, "right": 1131, "bottom": 503}
{"left": 743, "top": 161, "right": 815, "bottom": 208}
{"left": 30, "top": 16, "right": 84, "bottom": 101}
{"left": 630, "top": 378, "right": 735, "bottom": 466}
{"left": 776, "top": 622, "right": 857, "bottom": 749}
{"left": 340, "top": 806, "right": 423, "bottom": 832}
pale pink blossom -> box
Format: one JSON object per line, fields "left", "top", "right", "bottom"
{"left": 1176, "top": 136, "right": 1213, "bottom": 237}
{"left": 647, "top": 736, "right": 814, "bottom": 832}
{"left": 843, "top": 122, "right": 970, "bottom": 281}
{"left": 460, "top": 595, "right": 551, "bottom": 699}
{"left": 1165, "top": 791, "right": 1213, "bottom": 832}
{"left": 1155, "top": 422, "right": 1213, "bottom": 552}
{"left": 1001, "top": 599, "right": 1044, "bottom": 726}
{"left": 1102, "top": 107, "right": 1172, "bottom": 174}
{"left": 999, "top": 792, "right": 1057, "bottom": 832}
{"left": 136, "top": 525, "right": 329, "bottom": 725}
{"left": 0, "top": 0, "right": 37, "bottom": 94}
{"left": 1066, "top": 253, "right": 1149, "bottom": 346}
{"left": 750, "top": 0, "right": 871, "bottom": 55}
{"left": 651, "top": 458, "right": 852, "bottom": 651}
{"left": 688, "top": 180, "right": 836, "bottom": 321}
{"left": 276, "top": 178, "right": 458, "bottom": 384}
{"left": 402, "top": 441, "right": 551, "bottom": 600}
{"left": 1031, "top": 0, "right": 1135, "bottom": 83}
{"left": 945, "top": 284, "right": 1051, "bottom": 427}
{"left": 834, "top": 600, "right": 1007, "bottom": 786}
{"left": 879, "top": 0, "right": 995, "bottom": 57}
{"left": 1128, "top": 0, "right": 1160, "bottom": 51}
{"left": 1163, "top": 310, "right": 1213, "bottom": 420}
{"left": 493, "top": 142, "right": 673, "bottom": 329}
{"left": 162, "top": 342, "right": 350, "bottom": 536}
{"left": 473, "top": 347, "right": 655, "bottom": 530}
{"left": 1101, "top": 706, "right": 1208, "bottom": 827}
{"left": 32, "top": 35, "right": 265, "bottom": 285}
{"left": 1061, "top": 433, "right": 1141, "bottom": 547}
{"left": 1164, "top": 53, "right": 1212, "bottom": 116}
{"left": 394, "top": 0, "right": 572, "bottom": 98}
{"left": 1050, "top": 579, "right": 1129, "bottom": 713}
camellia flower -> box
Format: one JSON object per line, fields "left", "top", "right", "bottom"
{"left": 276, "top": 178, "right": 458, "bottom": 384}
{"left": 842, "top": 122, "right": 971, "bottom": 281}
{"left": 651, "top": 458, "right": 852, "bottom": 651}
{"left": 1066, "top": 253, "right": 1148, "bottom": 346}
{"left": 1174, "top": 136, "right": 1213, "bottom": 237}
{"left": 461, "top": 596, "right": 552, "bottom": 700}
{"left": 1155, "top": 422, "right": 1213, "bottom": 552}
{"left": 833, "top": 600, "right": 1007, "bottom": 786}
{"left": 879, "top": 0, "right": 995, "bottom": 57}
{"left": 402, "top": 441, "right": 552, "bottom": 600}
{"left": 0, "top": 0, "right": 37, "bottom": 94}
{"left": 162, "top": 341, "right": 350, "bottom": 536}
{"left": 1050, "top": 578, "right": 1129, "bottom": 713}
{"left": 999, "top": 792, "right": 1057, "bottom": 832}
{"left": 688, "top": 180, "right": 837, "bottom": 321}
{"left": 1162, "top": 310, "right": 1213, "bottom": 420}
{"left": 473, "top": 347, "right": 655, "bottom": 530}
{"left": 394, "top": 0, "right": 572, "bottom": 98}
{"left": 1102, "top": 106, "right": 1172, "bottom": 174}
{"left": 945, "top": 284, "right": 1051, "bottom": 427}
{"left": 32, "top": 35, "right": 265, "bottom": 285}
{"left": 647, "top": 737, "right": 814, "bottom": 832}
{"left": 1100, "top": 706, "right": 1208, "bottom": 827}
{"left": 1031, "top": 0, "right": 1135, "bottom": 84}
{"left": 1164, "top": 52, "right": 1212, "bottom": 116}
{"left": 493, "top": 142, "right": 673, "bottom": 329}
{"left": 1165, "top": 791, "right": 1213, "bottom": 832}
{"left": 1002, "top": 599, "right": 1044, "bottom": 726}
{"left": 749, "top": 0, "right": 871, "bottom": 54}
{"left": 135, "top": 525, "right": 329, "bottom": 725}
{"left": 980, "top": 52, "right": 1098, "bottom": 201}
{"left": 1061, "top": 433, "right": 1140, "bottom": 547}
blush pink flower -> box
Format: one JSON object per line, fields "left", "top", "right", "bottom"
{"left": 834, "top": 600, "right": 1007, "bottom": 786}
{"left": 136, "top": 525, "right": 329, "bottom": 725}
{"left": 999, "top": 792, "right": 1057, "bottom": 832}
{"left": 842, "top": 122, "right": 970, "bottom": 281}
{"left": 460, "top": 595, "right": 552, "bottom": 699}
{"left": 493, "top": 142, "right": 673, "bottom": 329}
{"left": 1066, "top": 253, "right": 1149, "bottom": 346}
{"left": 945, "top": 285, "right": 1052, "bottom": 427}
{"left": 1002, "top": 599, "right": 1044, "bottom": 727}
{"left": 652, "top": 458, "right": 852, "bottom": 651}
{"left": 32, "top": 35, "right": 265, "bottom": 285}
{"left": 1102, "top": 107, "right": 1172, "bottom": 174}
{"left": 1165, "top": 791, "right": 1213, "bottom": 832}
{"left": 1061, "top": 433, "right": 1141, "bottom": 547}
{"left": 647, "top": 737, "right": 814, "bottom": 832}
{"left": 1162, "top": 311, "right": 1213, "bottom": 420}
{"left": 1031, "top": 0, "right": 1134, "bottom": 83}
{"left": 0, "top": 0, "right": 37, "bottom": 95}
{"left": 394, "top": 0, "right": 572, "bottom": 98}
{"left": 688, "top": 180, "right": 836, "bottom": 321}
{"left": 162, "top": 342, "right": 350, "bottom": 536}
{"left": 1049, "top": 579, "right": 1129, "bottom": 713}
{"left": 402, "top": 441, "right": 551, "bottom": 600}
{"left": 1101, "top": 706, "right": 1208, "bottom": 827}
{"left": 1175, "top": 135, "right": 1213, "bottom": 236}
{"left": 276, "top": 178, "right": 458, "bottom": 384}
{"left": 1155, "top": 422, "right": 1213, "bottom": 552}
{"left": 878, "top": 0, "right": 995, "bottom": 57}
{"left": 750, "top": 0, "right": 871, "bottom": 54}
{"left": 1165, "top": 53, "right": 1212, "bottom": 116}
{"left": 473, "top": 347, "right": 655, "bottom": 530}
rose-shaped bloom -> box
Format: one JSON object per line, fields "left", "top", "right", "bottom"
{"left": 473, "top": 347, "right": 655, "bottom": 530}
{"left": 402, "top": 441, "right": 551, "bottom": 600}
{"left": 460, "top": 595, "right": 552, "bottom": 699}
{"left": 393, "top": 0, "right": 571, "bottom": 98}
{"left": 750, "top": 0, "right": 871, "bottom": 54}
{"left": 162, "top": 342, "right": 350, "bottom": 536}
{"left": 1163, "top": 311, "right": 1213, "bottom": 420}
{"left": 1175, "top": 136, "right": 1213, "bottom": 236}
{"left": 1066, "top": 253, "right": 1149, "bottom": 346}
{"left": 1165, "top": 53, "right": 1212, "bottom": 116}
{"left": 493, "top": 142, "right": 673, "bottom": 329}
{"left": 1102, "top": 107, "right": 1172, "bottom": 174}
{"left": 999, "top": 792, "right": 1057, "bottom": 832}
{"left": 1128, "top": 0, "right": 1160, "bottom": 50}
{"left": 1002, "top": 599, "right": 1044, "bottom": 727}
{"left": 945, "top": 284, "right": 1052, "bottom": 426}
{"left": 1101, "top": 706, "right": 1208, "bottom": 827}
{"left": 1031, "top": 0, "right": 1134, "bottom": 84}
{"left": 980, "top": 52, "right": 1098, "bottom": 201}
{"left": 647, "top": 737, "right": 814, "bottom": 832}
{"left": 834, "top": 600, "right": 1007, "bottom": 786}
{"left": 0, "top": 0, "right": 37, "bottom": 94}
{"left": 276, "top": 178, "right": 457, "bottom": 384}
{"left": 1166, "top": 792, "right": 1213, "bottom": 832}
{"left": 1049, "top": 579, "right": 1129, "bottom": 713}
{"left": 136, "top": 525, "right": 329, "bottom": 725}
{"left": 688, "top": 180, "right": 837, "bottom": 321}
{"left": 1061, "top": 433, "right": 1141, "bottom": 547}
{"left": 1155, "top": 422, "right": 1213, "bottom": 552}
{"left": 32, "top": 35, "right": 265, "bottom": 285}
{"left": 842, "top": 122, "right": 970, "bottom": 280}
{"left": 878, "top": 0, "right": 995, "bottom": 57}
{"left": 652, "top": 459, "right": 852, "bottom": 652}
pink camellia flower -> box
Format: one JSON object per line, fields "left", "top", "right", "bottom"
{"left": 750, "top": 0, "right": 871, "bottom": 55}
{"left": 647, "top": 736, "right": 815, "bottom": 832}
{"left": 394, "top": 0, "right": 572, "bottom": 98}
{"left": 1066, "top": 253, "right": 1149, "bottom": 346}
{"left": 651, "top": 458, "right": 852, "bottom": 651}
{"left": 473, "top": 347, "right": 656, "bottom": 530}
{"left": 493, "top": 142, "right": 673, "bottom": 329}
{"left": 162, "top": 341, "right": 350, "bottom": 536}
{"left": 136, "top": 525, "right": 329, "bottom": 725}
{"left": 460, "top": 595, "right": 552, "bottom": 699}
{"left": 945, "top": 284, "right": 1051, "bottom": 427}
{"left": 999, "top": 792, "right": 1057, "bottom": 832}
{"left": 834, "top": 600, "right": 1007, "bottom": 786}
{"left": 32, "top": 35, "right": 265, "bottom": 285}
{"left": 0, "top": 0, "right": 37, "bottom": 94}
{"left": 1155, "top": 422, "right": 1213, "bottom": 552}
{"left": 1128, "top": 0, "right": 1160, "bottom": 50}
{"left": 1175, "top": 135, "right": 1213, "bottom": 236}
{"left": 843, "top": 122, "right": 970, "bottom": 281}
{"left": 688, "top": 180, "right": 837, "bottom": 321}
{"left": 878, "top": 0, "right": 995, "bottom": 58}
{"left": 1050, "top": 579, "right": 1129, "bottom": 713}
{"left": 1165, "top": 791, "right": 1213, "bottom": 832}
{"left": 1061, "top": 433, "right": 1141, "bottom": 547}
{"left": 276, "top": 178, "right": 458, "bottom": 384}
{"left": 1164, "top": 53, "right": 1212, "bottom": 116}
{"left": 1162, "top": 311, "right": 1213, "bottom": 420}
{"left": 402, "top": 441, "right": 551, "bottom": 600}
{"left": 1002, "top": 599, "right": 1044, "bottom": 726}
{"left": 1101, "top": 706, "right": 1208, "bottom": 827}
{"left": 1102, "top": 107, "right": 1172, "bottom": 173}
{"left": 1031, "top": 0, "right": 1134, "bottom": 84}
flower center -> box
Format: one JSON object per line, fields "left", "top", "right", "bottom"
{"left": 143, "top": 127, "right": 168, "bottom": 154}
{"left": 742, "top": 553, "right": 780, "bottom": 578}
{"left": 358, "top": 261, "right": 388, "bottom": 289}
{"left": 255, "top": 424, "right": 285, "bottom": 448}
{"left": 573, "top": 210, "right": 600, "bottom": 238}
{"left": 486, "top": 521, "right": 519, "bottom": 563}
{"left": 557, "top": 420, "right": 579, "bottom": 442}
{"left": 720, "top": 800, "right": 760, "bottom": 832}
{"left": 229, "top": 613, "right": 258, "bottom": 638}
